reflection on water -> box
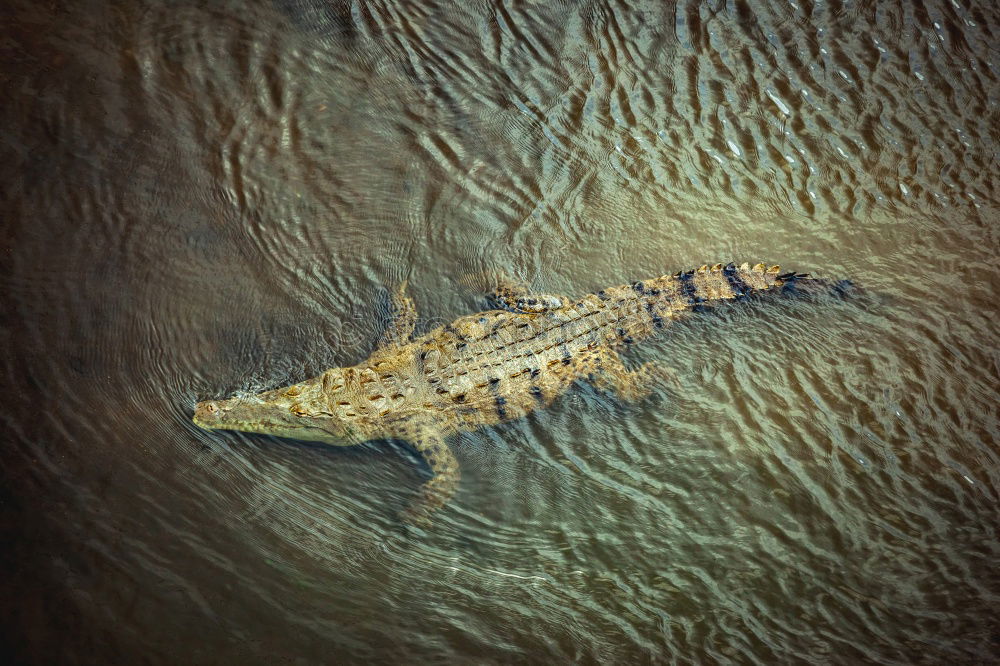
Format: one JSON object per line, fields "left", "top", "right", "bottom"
{"left": 2, "top": 0, "right": 998, "bottom": 661}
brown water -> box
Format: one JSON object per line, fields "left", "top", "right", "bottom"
{"left": 2, "top": 0, "right": 999, "bottom": 662}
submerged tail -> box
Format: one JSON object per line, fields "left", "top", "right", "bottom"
{"left": 773, "top": 273, "right": 856, "bottom": 300}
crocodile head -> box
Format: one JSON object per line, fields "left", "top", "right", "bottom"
{"left": 193, "top": 369, "right": 361, "bottom": 445}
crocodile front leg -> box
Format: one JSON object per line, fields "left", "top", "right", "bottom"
{"left": 379, "top": 280, "right": 417, "bottom": 347}
{"left": 394, "top": 420, "right": 460, "bottom": 526}
{"left": 582, "top": 347, "right": 676, "bottom": 401}
{"left": 489, "top": 278, "right": 569, "bottom": 313}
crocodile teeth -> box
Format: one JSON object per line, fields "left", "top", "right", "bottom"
{"left": 767, "top": 265, "right": 781, "bottom": 274}
{"left": 739, "top": 262, "right": 750, "bottom": 271}
{"left": 753, "top": 263, "right": 766, "bottom": 272}
{"left": 711, "top": 263, "right": 722, "bottom": 272}
{"left": 697, "top": 265, "right": 708, "bottom": 273}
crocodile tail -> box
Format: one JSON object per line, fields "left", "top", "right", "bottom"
{"left": 667, "top": 262, "right": 852, "bottom": 310}
{"left": 669, "top": 262, "right": 787, "bottom": 307}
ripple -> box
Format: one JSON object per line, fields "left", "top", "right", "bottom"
{"left": 3, "top": 0, "right": 1000, "bottom": 661}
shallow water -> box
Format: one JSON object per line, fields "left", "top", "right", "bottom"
{"left": 2, "top": 0, "right": 999, "bottom": 662}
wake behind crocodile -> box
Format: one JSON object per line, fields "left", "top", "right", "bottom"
{"left": 194, "top": 262, "right": 843, "bottom": 524}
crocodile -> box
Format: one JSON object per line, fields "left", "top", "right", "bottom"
{"left": 193, "top": 262, "right": 824, "bottom": 525}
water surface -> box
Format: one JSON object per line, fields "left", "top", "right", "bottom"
{"left": 2, "top": 0, "right": 998, "bottom": 662}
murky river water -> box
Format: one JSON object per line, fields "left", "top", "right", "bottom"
{"left": 3, "top": 0, "right": 999, "bottom": 662}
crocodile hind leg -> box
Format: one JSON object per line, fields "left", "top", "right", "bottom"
{"left": 489, "top": 278, "right": 569, "bottom": 313}
{"left": 379, "top": 280, "right": 418, "bottom": 347}
{"left": 394, "top": 420, "right": 460, "bottom": 527}
{"left": 582, "top": 347, "right": 676, "bottom": 401}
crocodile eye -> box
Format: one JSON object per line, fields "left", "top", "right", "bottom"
{"left": 290, "top": 404, "right": 308, "bottom": 416}
{"left": 286, "top": 385, "right": 302, "bottom": 397}
{"left": 205, "top": 403, "right": 218, "bottom": 413}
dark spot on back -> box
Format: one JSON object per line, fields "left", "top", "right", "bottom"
{"left": 645, "top": 302, "right": 664, "bottom": 328}
{"left": 723, "top": 265, "right": 749, "bottom": 299}
{"left": 678, "top": 271, "right": 701, "bottom": 304}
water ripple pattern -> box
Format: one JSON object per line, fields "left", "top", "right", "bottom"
{"left": 1, "top": 0, "right": 998, "bottom": 662}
